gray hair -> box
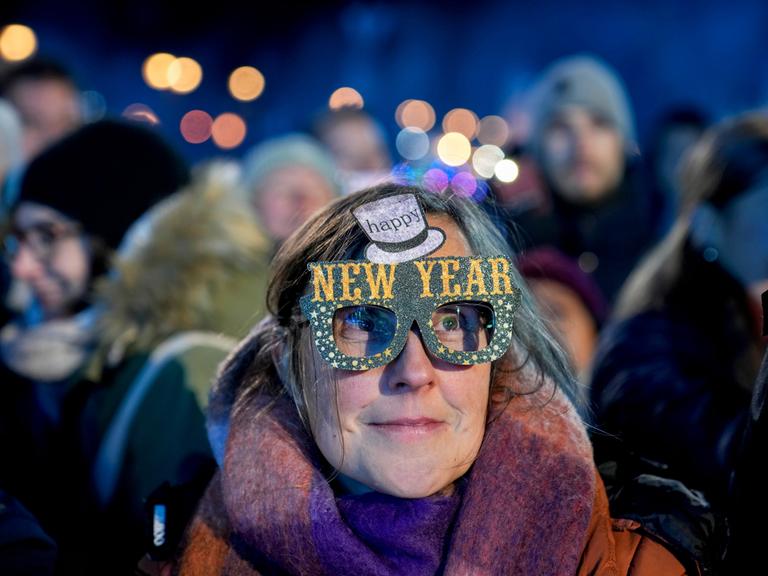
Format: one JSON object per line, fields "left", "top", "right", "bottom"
{"left": 231, "top": 183, "right": 580, "bottom": 429}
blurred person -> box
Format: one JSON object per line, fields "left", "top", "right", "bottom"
{"left": 241, "top": 133, "right": 340, "bottom": 248}
{"left": 0, "top": 119, "right": 189, "bottom": 572}
{"left": 647, "top": 106, "right": 709, "bottom": 235}
{"left": 313, "top": 107, "right": 392, "bottom": 194}
{"left": 590, "top": 113, "right": 768, "bottom": 514}
{"left": 517, "top": 246, "right": 607, "bottom": 382}
{"left": 167, "top": 184, "right": 692, "bottom": 575}
{"left": 0, "top": 57, "right": 83, "bottom": 161}
{"left": 513, "top": 55, "right": 658, "bottom": 306}
{"left": 57, "top": 163, "right": 271, "bottom": 574}
{"left": 3, "top": 120, "right": 186, "bottom": 326}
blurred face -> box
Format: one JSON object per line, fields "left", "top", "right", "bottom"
{"left": 8, "top": 78, "right": 82, "bottom": 159}
{"left": 541, "top": 106, "right": 625, "bottom": 203}
{"left": 8, "top": 202, "right": 90, "bottom": 319}
{"left": 528, "top": 279, "right": 597, "bottom": 378}
{"left": 306, "top": 215, "right": 491, "bottom": 498}
{"left": 254, "top": 166, "right": 336, "bottom": 242}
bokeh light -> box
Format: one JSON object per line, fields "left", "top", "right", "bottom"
{"left": 442, "top": 108, "right": 478, "bottom": 140}
{"left": 180, "top": 110, "right": 213, "bottom": 143}
{"left": 472, "top": 144, "right": 505, "bottom": 178}
{"left": 168, "top": 57, "right": 203, "bottom": 94}
{"left": 451, "top": 171, "right": 478, "bottom": 197}
{"left": 436, "top": 132, "right": 471, "bottom": 167}
{"left": 395, "top": 127, "right": 430, "bottom": 161}
{"left": 423, "top": 168, "right": 449, "bottom": 193}
{"left": 396, "top": 99, "right": 436, "bottom": 131}
{"left": 477, "top": 115, "right": 510, "bottom": 147}
{"left": 123, "top": 103, "right": 160, "bottom": 126}
{"left": 0, "top": 24, "right": 37, "bottom": 61}
{"left": 143, "top": 53, "right": 176, "bottom": 90}
{"left": 329, "top": 87, "right": 364, "bottom": 110}
{"left": 494, "top": 158, "right": 520, "bottom": 183}
{"left": 228, "top": 66, "right": 265, "bottom": 101}
{"left": 212, "top": 113, "right": 247, "bottom": 149}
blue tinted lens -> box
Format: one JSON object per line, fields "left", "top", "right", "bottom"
{"left": 333, "top": 305, "right": 397, "bottom": 358}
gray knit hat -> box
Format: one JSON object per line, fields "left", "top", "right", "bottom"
{"left": 241, "top": 133, "right": 341, "bottom": 195}
{"left": 529, "top": 55, "right": 636, "bottom": 152}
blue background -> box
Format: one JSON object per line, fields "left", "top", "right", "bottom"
{"left": 3, "top": 0, "right": 767, "bottom": 162}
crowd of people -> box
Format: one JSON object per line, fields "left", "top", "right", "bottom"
{"left": 0, "top": 52, "right": 765, "bottom": 575}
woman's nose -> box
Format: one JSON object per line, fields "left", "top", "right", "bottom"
{"left": 385, "top": 325, "right": 436, "bottom": 391}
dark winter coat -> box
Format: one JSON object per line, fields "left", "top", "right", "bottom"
{"left": 590, "top": 243, "right": 762, "bottom": 509}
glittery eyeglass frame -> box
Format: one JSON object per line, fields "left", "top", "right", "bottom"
{"left": 299, "top": 255, "right": 521, "bottom": 370}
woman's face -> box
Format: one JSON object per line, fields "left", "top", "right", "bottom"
{"left": 528, "top": 279, "right": 597, "bottom": 379}
{"left": 9, "top": 202, "right": 91, "bottom": 319}
{"left": 305, "top": 215, "right": 491, "bottom": 498}
{"left": 254, "top": 166, "right": 336, "bottom": 242}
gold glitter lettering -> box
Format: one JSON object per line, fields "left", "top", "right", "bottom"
{"left": 464, "top": 258, "right": 488, "bottom": 297}
{"left": 339, "top": 263, "right": 362, "bottom": 301}
{"left": 439, "top": 259, "right": 462, "bottom": 298}
{"left": 362, "top": 262, "right": 396, "bottom": 299}
{"left": 489, "top": 258, "right": 513, "bottom": 295}
{"left": 311, "top": 263, "right": 336, "bottom": 302}
{"left": 414, "top": 260, "right": 437, "bottom": 297}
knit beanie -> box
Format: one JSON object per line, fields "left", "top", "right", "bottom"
{"left": 516, "top": 246, "right": 608, "bottom": 328}
{"left": 241, "top": 133, "right": 340, "bottom": 195}
{"left": 529, "top": 55, "right": 636, "bottom": 153}
{"left": 17, "top": 119, "right": 190, "bottom": 250}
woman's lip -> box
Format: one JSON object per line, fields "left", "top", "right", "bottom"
{"left": 367, "top": 418, "right": 447, "bottom": 441}
{"left": 369, "top": 417, "right": 444, "bottom": 426}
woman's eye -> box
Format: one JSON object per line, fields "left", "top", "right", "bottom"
{"left": 439, "top": 314, "right": 460, "bottom": 331}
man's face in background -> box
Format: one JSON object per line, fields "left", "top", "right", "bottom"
{"left": 540, "top": 105, "right": 625, "bottom": 204}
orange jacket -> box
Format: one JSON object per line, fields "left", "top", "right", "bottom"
{"left": 578, "top": 472, "right": 692, "bottom": 575}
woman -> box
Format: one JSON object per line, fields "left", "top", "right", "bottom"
{"left": 516, "top": 246, "right": 608, "bottom": 383}
{"left": 175, "top": 184, "right": 687, "bottom": 575}
{"left": 240, "top": 134, "right": 340, "bottom": 250}
{"left": 590, "top": 113, "right": 768, "bottom": 512}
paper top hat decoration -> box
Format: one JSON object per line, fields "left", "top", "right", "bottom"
{"left": 352, "top": 193, "right": 445, "bottom": 264}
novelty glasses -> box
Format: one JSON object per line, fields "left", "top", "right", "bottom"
{"left": 299, "top": 255, "right": 520, "bottom": 370}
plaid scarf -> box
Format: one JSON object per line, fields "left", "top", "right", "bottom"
{"left": 178, "top": 383, "right": 597, "bottom": 575}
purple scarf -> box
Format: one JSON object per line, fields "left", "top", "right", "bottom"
{"left": 190, "top": 384, "right": 597, "bottom": 575}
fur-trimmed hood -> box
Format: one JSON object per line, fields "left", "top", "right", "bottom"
{"left": 96, "top": 163, "right": 271, "bottom": 364}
